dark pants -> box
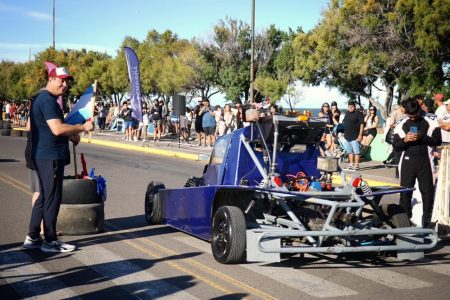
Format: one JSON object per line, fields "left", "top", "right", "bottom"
{"left": 399, "top": 154, "right": 434, "bottom": 224}
{"left": 28, "top": 159, "right": 65, "bottom": 242}
{"left": 98, "top": 117, "right": 106, "bottom": 130}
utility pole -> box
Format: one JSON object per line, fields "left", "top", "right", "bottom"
{"left": 249, "top": 0, "right": 255, "bottom": 103}
{"left": 52, "top": 0, "right": 55, "bottom": 49}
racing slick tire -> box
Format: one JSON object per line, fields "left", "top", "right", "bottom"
{"left": 211, "top": 206, "right": 246, "bottom": 264}
{"left": 381, "top": 203, "right": 410, "bottom": 228}
{"left": 2, "top": 120, "right": 12, "bottom": 129}
{"left": 145, "top": 181, "right": 165, "bottom": 224}
{"left": 62, "top": 178, "right": 102, "bottom": 205}
{"left": 1, "top": 129, "right": 11, "bottom": 136}
{"left": 57, "top": 203, "right": 104, "bottom": 235}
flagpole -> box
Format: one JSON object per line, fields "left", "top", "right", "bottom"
{"left": 73, "top": 143, "right": 77, "bottom": 177}
{"left": 88, "top": 80, "right": 97, "bottom": 143}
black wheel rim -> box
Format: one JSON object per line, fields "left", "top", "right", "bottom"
{"left": 145, "top": 191, "right": 154, "bottom": 220}
{"left": 212, "top": 211, "right": 229, "bottom": 258}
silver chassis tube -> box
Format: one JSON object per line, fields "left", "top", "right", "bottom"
{"left": 269, "top": 191, "right": 366, "bottom": 246}
{"left": 240, "top": 134, "right": 268, "bottom": 181}
{"left": 254, "top": 227, "right": 438, "bottom": 254}
{"left": 239, "top": 132, "right": 317, "bottom": 244}
{"left": 270, "top": 117, "right": 280, "bottom": 175}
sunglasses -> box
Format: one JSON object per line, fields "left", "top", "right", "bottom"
{"left": 323, "top": 105, "right": 329, "bottom": 108}
{"left": 369, "top": 109, "right": 375, "bottom": 111}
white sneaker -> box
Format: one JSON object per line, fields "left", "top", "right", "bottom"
{"left": 41, "top": 239, "right": 76, "bottom": 253}
{"left": 133, "top": 137, "right": 137, "bottom": 141}
{"left": 23, "top": 235, "right": 43, "bottom": 249}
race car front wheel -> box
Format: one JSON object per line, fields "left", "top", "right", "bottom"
{"left": 145, "top": 181, "right": 165, "bottom": 224}
{"left": 211, "top": 206, "right": 246, "bottom": 264}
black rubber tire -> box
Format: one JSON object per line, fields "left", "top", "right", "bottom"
{"left": 2, "top": 120, "right": 12, "bottom": 129}
{"left": 10, "top": 130, "right": 21, "bottom": 137}
{"left": 62, "top": 178, "right": 102, "bottom": 204}
{"left": 145, "top": 181, "right": 165, "bottom": 224}
{"left": 211, "top": 206, "right": 247, "bottom": 264}
{"left": 1, "top": 129, "right": 11, "bottom": 136}
{"left": 381, "top": 203, "right": 411, "bottom": 228}
{"left": 57, "top": 203, "right": 104, "bottom": 235}
{"left": 184, "top": 176, "right": 204, "bottom": 187}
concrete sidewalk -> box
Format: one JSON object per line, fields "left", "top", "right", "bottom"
{"left": 80, "top": 129, "right": 400, "bottom": 186}
{"left": 80, "top": 130, "right": 211, "bottom": 161}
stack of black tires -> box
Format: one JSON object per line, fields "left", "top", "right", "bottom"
{"left": 0, "top": 120, "right": 12, "bottom": 136}
{"left": 57, "top": 177, "right": 105, "bottom": 235}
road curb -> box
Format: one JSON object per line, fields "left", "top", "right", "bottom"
{"left": 80, "top": 137, "right": 200, "bottom": 161}
{"left": 332, "top": 174, "right": 399, "bottom": 187}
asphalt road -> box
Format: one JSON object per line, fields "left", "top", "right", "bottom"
{"left": 1, "top": 135, "right": 449, "bottom": 300}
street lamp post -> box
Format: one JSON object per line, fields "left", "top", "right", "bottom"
{"left": 52, "top": 0, "right": 55, "bottom": 49}
{"left": 249, "top": 0, "right": 255, "bottom": 103}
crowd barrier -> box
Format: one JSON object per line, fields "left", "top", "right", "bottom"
{"left": 432, "top": 147, "right": 450, "bottom": 231}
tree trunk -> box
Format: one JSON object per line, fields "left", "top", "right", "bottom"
{"left": 383, "top": 84, "right": 394, "bottom": 120}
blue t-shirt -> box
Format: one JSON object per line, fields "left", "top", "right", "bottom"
{"left": 31, "top": 90, "right": 69, "bottom": 160}
{"left": 202, "top": 110, "right": 216, "bottom": 128}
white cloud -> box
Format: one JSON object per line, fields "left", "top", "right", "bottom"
{"left": 25, "top": 11, "right": 52, "bottom": 21}
{"left": 0, "top": 42, "right": 47, "bottom": 50}
{"left": 0, "top": 2, "right": 52, "bottom": 22}
{"left": 0, "top": 42, "right": 117, "bottom": 62}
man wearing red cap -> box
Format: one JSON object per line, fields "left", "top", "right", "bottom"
{"left": 23, "top": 67, "right": 93, "bottom": 253}
{"left": 434, "top": 93, "right": 446, "bottom": 120}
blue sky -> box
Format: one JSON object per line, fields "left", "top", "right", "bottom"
{"left": 0, "top": 0, "right": 355, "bottom": 107}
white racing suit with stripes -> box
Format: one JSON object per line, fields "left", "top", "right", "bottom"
{"left": 393, "top": 113, "right": 442, "bottom": 225}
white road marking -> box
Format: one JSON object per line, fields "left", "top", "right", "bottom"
{"left": 72, "top": 243, "right": 198, "bottom": 300}
{"left": 417, "top": 261, "right": 450, "bottom": 276}
{"left": 340, "top": 266, "right": 433, "bottom": 289}
{"left": 0, "top": 249, "right": 79, "bottom": 299}
{"left": 173, "top": 236, "right": 358, "bottom": 298}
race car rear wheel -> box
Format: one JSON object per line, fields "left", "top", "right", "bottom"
{"left": 145, "top": 181, "right": 165, "bottom": 224}
{"left": 381, "top": 203, "right": 410, "bottom": 227}
{"left": 211, "top": 206, "right": 246, "bottom": 264}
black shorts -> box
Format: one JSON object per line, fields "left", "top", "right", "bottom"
{"left": 364, "top": 128, "right": 377, "bottom": 137}
{"left": 203, "top": 126, "right": 216, "bottom": 136}
{"left": 195, "top": 122, "right": 203, "bottom": 133}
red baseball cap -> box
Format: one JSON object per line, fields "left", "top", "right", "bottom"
{"left": 434, "top": 93, "right": 444, "bottom": 101}
{"left": 49, "top": 67, "right": 72, "bottom": 79}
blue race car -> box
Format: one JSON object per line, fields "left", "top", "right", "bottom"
{"left": 145, "top": 113, "right": 437, "bottom": 264}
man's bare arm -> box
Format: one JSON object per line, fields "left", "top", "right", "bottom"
{"left": 47, "top": 119, "right": 93, "bottom": 136}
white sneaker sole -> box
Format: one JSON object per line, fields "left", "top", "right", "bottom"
{"left": 22, "top": 243, "right": 42, "bottom": 250}
{"left": 40, "top": 246, "right": 76, "bottom": 253}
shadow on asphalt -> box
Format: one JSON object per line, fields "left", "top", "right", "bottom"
{"left": 0, "top": 159, "right": 20, "bottom": 163}
{"left": 211, "top": 294, "right": 248, "bottom": 300}
{"left": 1, "top": 250, "right": 197, "bottom": 299}
{"left": 104, "top": 215, "right": 150, "bottom": 231}
{"left": 257, "top": 240, "right": 450, "bottom": 270}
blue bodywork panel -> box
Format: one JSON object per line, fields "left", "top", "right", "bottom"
{"left": 160, "top": 185, "right": 255, "bottom": 241}
{"left": 160, "top": 186, "right": 218, "bottom": 241}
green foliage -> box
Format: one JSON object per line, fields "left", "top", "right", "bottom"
{"left": 293, "top": 0, "right": 450, "bottom": 118}
{"left": 254, "top": 76, "right": 288, "bottom": 102}
{"left": 1, "top": 3, "right": 448, "bottom": 117}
